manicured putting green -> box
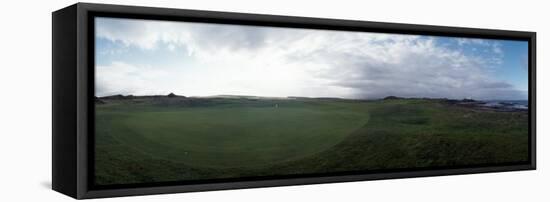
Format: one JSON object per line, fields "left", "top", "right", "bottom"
{"left": 97, "top": 101, "right": 370, "bottom": 168}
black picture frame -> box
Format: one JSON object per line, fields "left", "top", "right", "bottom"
{"left": 52, "top": 2, "right": 536, "bottom": 199}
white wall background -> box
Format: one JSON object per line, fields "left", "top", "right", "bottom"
{"left": 0, "top": 0, "right": 547, "bottom": 201}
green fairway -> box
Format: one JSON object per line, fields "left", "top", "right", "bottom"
{"left": 94, "top": 97, "right": 528, "bottom": 185}
{"left": 96, "top": 99, "right": 370, "bottom": 168}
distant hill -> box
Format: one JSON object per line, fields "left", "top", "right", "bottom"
{"left": 94, "top": 96, "right": 105, "bottom": 104}
{"left": 383, "top": 96, "right": 401, "bottom": 100}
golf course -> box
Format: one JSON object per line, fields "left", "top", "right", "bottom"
{"left": 95, "top": 95, "right": 529, "bottom": 185}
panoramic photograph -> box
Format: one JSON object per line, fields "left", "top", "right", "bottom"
{"left": 94, "top": 17, "right": 529, "bottom": 186}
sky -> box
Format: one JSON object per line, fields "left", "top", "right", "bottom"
{"left": 95, "top": 17, "right": 529, "bottom": 100}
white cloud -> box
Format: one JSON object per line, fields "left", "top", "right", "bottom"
{"left": 456, "top": 38, "right": 491, "bottom": 46}
{"left": 96, "top": 62, "right": 172, "bottom": 96}
{"left": 95, "top": 17, "right": 526, "bottom": 100}
{"left": 492, "top": 43, "right": 503, "bottom": 54}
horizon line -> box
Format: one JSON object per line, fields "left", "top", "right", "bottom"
{"left": 96, "top": 93, "right": 528, "bottom": 101}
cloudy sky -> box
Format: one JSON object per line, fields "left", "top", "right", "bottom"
{"left": 95, "top": 17, "right": 528, "bottom": 100}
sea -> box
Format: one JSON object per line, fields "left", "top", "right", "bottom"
{"left": 482, "top": 100, "right": 529, "bottom": 110}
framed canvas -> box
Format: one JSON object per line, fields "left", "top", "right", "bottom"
{"left": 52, "top": 3, "right": 536, "bottom": 199}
